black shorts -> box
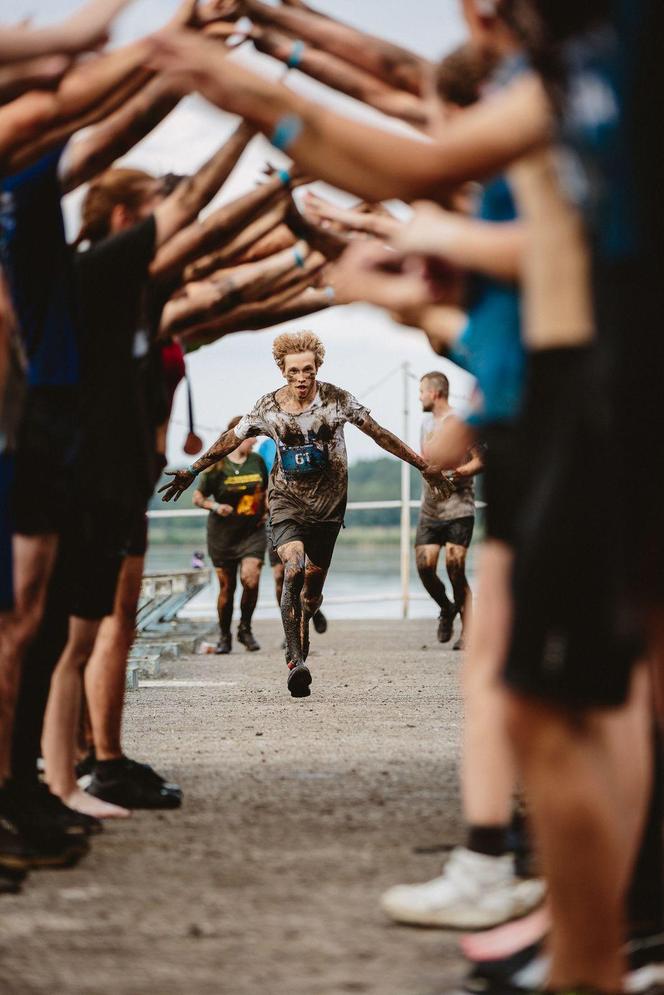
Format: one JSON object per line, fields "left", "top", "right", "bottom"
{"left": 58, "top": 501, "right": 137, "bottom": 620}
{"left": 415, "top": 514, "right": 474, "bottom": 549}
{"left": 270, "top": 518, "right": 342, "bottom": 571}
{"left": 207, "top": 520, "right": 267, "bottom": 568}
{"left": 481, "top": 422, "right": 523, "bottom": 546}
{"left": 265, "top": 523, "right": 281, "bottom": 568}
{"left": 12, "top": 386, "right": 79, "bottom": 537}
{"left": 504, "top": 348, "right": 643, "bottom": 710}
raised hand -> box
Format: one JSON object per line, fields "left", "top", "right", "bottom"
{"left": 158, "top": 468, "right": 197, "bottom": 502}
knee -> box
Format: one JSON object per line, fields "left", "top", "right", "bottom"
{"left": 240, "top": 567, "right": 261, "bottom": 591}
{"left": 284, "top": 559, "right": 305, "bottom": 586}
{"left": 415, "top": 548, "right": 437, "bottom": 579}
{"left": 446, "top": 553, "right": 466, "bottom": 579}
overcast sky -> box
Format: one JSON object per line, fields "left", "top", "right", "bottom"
{"left": 7, "top": 0, "right": 470, "bottom": 463}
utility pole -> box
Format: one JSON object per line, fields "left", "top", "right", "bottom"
{"left": 400, "top": 361, "right": 411, "bottom": 619}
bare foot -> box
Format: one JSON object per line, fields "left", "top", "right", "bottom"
{"left": 64, "top": 787, "right": 130, "bottom": 820}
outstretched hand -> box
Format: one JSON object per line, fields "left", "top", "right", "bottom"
{"left": 422, "top": 467, "right": 454, "bottom": 502}
{"left": 158, "top": 468, "right": 197, "bottom": 502}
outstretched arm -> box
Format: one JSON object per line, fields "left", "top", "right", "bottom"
{"left": 147, "top": 30, "right": 552, "bottom": 203}
{"left": 0, "top": 0, "right": 130, "bottom": 63}
{"left": 249, "top": 25, "right": 428, "bottom": 127}
{"left": 152, "top": 120, "right": 256, "bottom": 249}
{"left": 159, "top": 428, "right": 242, "bottom": 501}
{"left": 357, "top": 415, "right": 425, "bottom": 472}
{"left": 61, "top": 73, "right": 187, "bottom": 193}
{"left": 241, "top": 0, "right": 431, "bottom": 95}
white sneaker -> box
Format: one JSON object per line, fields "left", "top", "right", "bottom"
{"left": 380, "top": 846, "right": 546, "bottom": 930}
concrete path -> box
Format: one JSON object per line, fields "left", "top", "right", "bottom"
{"left": 0, "top": 619, "right": 468, "bottom": 995}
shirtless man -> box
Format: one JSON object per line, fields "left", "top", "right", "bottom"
{"left": 415, "top": 372, "right": 484, "bottom": 651}
{"left": 161, "top": 329, "right": 441, "bottom": 697}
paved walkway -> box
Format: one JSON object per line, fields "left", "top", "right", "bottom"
{"left": 0, "top": 619, "right": 467, "bottom": 995}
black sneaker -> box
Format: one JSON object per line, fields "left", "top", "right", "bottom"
{"left": 87, "top": 758, "right": 182, "bottom": 810}
{"left": 237, "top": 623, "right": 260, "bottom": 652}
{"left": 0, "top": 818, "right": 32, "bottom": 876}
{"left": 312, "top": 610, "right": 328, "bottom": 634}
{"left": 27, "top": 782, "right": 102, "bottom": 836}
{"left": 1, "top": 864, "right": 26, "bottom": 894}
{"left": 75, "top": 749, "right": 97, "bottom": 780}
{"left": 453, "top": 635, "right": 465, "bottom": 651}
{"left": 437, "top": 603, "right": 456, "bottom": 643}
{"left": 0, "top": 790, "right": 89, "bottom": 870}
{"left": 215, "top": 632, "right": 232, "bottom": 654}
{"left": 287, "top": 663, "right": 312, "bottom": 698}
{"left": 626, "top": 932, "right": 664, "bottom": 992}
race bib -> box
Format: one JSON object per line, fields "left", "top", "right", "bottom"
{"left": 279, "top": 441, "right": 328, "bottom": 477}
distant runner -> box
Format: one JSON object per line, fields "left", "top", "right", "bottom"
{"left": 161, "top": 330, "right": 442, "bottom": 697}
{"left": 415, "top": 373, "right": 484, "bottom": 650}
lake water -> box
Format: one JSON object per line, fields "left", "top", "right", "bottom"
{"left": 146, "top": 530, "right": 479, "bottom": 622}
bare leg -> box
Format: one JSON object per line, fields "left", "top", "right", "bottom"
{"left": 300, "top": 560, "right": 327, "bottom": 662}
{"left": 508, "top": 663, "right": 652, "bottom": 990}
{"left": 238, "top": 557, "right": 262, "bottom": 626}
{"left": 278, "top": 541, "right": 306, "bottom": 666}
{"left": 461, "top": 541, "right": 516, "bottom": 827}
{"left": 445, "top": 542, "right": 471, "bottom": 637}
{"left": 84, "top": 556, "right": 143, "bottom": 762}
{"left": 42, "top": 617, "right": 99, "bottom": 798}
{"left": 0, "top": 533, "right": 57, "bottom": 783}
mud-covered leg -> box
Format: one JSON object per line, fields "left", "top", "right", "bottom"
{"left": 278, "top": 541, "right": 306, "bottom": 667}
{"left": 300, "top": 561, "right": 327, "bottom": 662}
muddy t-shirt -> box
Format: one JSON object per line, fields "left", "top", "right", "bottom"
{"left": 234, "top": 382, "right": 369, "bottom": 525}
{"left": 420, "top": 414, "right": 476, "bottom": 522}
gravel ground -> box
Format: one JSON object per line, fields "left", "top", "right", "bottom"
{"left": 0, "top": 619, "right": 468, "bottom": 995}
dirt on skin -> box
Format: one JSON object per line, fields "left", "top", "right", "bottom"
{"left": 0, "top": 619, "right": 469, "bottom": 995}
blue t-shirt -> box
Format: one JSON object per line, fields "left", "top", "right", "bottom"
{"left": 0, "top": 147, "right": 79, "bottom": 387}
{"left": 256, "top": 436, "right": 277, "bottom": 472}
{"left": 450, "top": 177, "right": 524, "bottom": 426}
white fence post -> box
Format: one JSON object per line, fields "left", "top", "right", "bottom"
{"left": 400, "top": 361, "right": 411, "bottom": 620}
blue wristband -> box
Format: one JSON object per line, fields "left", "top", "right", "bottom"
{"left": 187, "top": 464, "right": 199, "bottom": 476}
{"left": 287, "top": 40, "right": 305, "bottom": 69}
{"left": 293, "top": 246, "right": 305, "bottom": 268}
{"left": 277, "top": 168, "right": 291, "bottom": 187}
{"left": 270, "top": 114, "right": 304, "bottom": 153}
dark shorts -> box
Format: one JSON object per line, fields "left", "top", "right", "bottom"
{"left": 503, "top": 348, "right": 642, "bottom": 710}
{"left": 270, "top": 518, "right": 342, "bottom": 571}
{"left": 265, "top": 523, "right": 281, "bottom": 568}
{"left": 415, "top": 514, "right": 474, "bottom": 549}
{"left": 481, "top": 421, "right": 523, "bottom": 546}
{"left": 207, "top": 520, "right": 267, "bottom": 568}
{"left": 0, "top": 453, "right": 14, "bottom": 612}
{"left": 12, "top": 386, "right": 79, "bottom": 537}
{"left": 58, "top": 501, "right": 137, "bottom": 620}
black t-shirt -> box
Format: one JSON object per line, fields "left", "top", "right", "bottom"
{"left": 75, "top": 216, "right": 167, "bottom": 508}
{"left": 199, "top": 453, "right": 268, "bottom": 546}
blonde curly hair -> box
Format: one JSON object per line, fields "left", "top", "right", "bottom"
{"left": 272, "top": 330, "right": 325, "bottom": 371}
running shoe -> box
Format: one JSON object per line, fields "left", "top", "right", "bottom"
{"left": 381, "top": 847, "right": 546, "bottom": 930}
{"left": 86, "top": 757, "right": 182, "bottom": 810}
{"left": 75, "top": 749, "right": 97, "bottom": 780}
{"left": 237, "top": 622, "right": 260, "bottom": 652}
{"left": 215, "top": 632, "right": 232, "bottom": 655}
{"left": 437, "top": 604, "right": 457, "bottom": 644}
{"left": 453, "top": 636, "right": 466, "bottom": 651}
{"left": 287, "top": 663, "right": 312, "bottom": 698}
{"left": 0, "top": 791, "right": 89, "bottom": 869}
{"left": 1, "top": 781, "right": 95, "bottom": 838}
{"left": 1, "top": 864, "right": 26, "bottom": 894}
{"left": 312, "top": 610, "right": 328, "bottom": 634}
{"left": 625, "top": 933, "right": 664, "bottom": 993}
